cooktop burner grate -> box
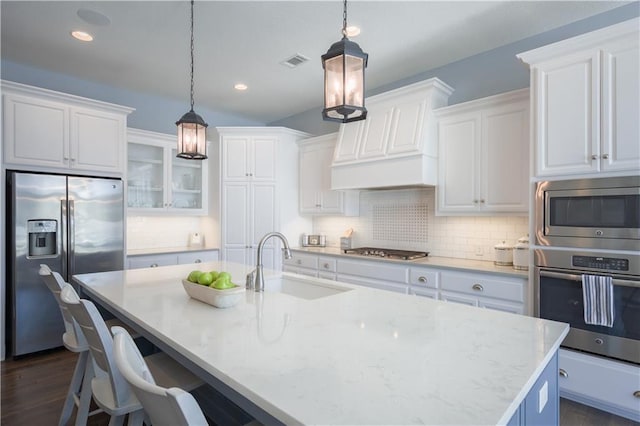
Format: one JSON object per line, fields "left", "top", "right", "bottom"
{"left": 344, "top": 247, "right": 429, "bottom": 260}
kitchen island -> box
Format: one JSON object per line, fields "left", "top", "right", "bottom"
{"left": 73, "top": 261, "right": 569, "bottom": 425}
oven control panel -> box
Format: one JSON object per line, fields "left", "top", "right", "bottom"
{"left": 572, "top": 255, "right": 629, "bottom": 271}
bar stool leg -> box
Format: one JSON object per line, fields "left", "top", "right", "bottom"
{"left": 59, "top": 351, "right": 88, "bottom": 426}
{"left": 74, "top": 353, "right": 95, "bottom": 426}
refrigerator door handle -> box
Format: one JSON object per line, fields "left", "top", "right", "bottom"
{"left": 68, "top": 199, "right": 76, "bottom": 277}
{"left": 61, "top": 199, "right": 68, "bottom": 279}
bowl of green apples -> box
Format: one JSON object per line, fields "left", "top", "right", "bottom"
{"left": 182, "top": 270, "right": 244, "bottom": 308}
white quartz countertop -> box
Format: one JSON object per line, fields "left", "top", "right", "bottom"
{"left": 293, "top": 246, "right": 529, "bottom": 278}
{"left": 127, "top": 246, "right": 219, "bottom": 256}
{"left": 73, "top": 261, "right": 567, "bottom": 425}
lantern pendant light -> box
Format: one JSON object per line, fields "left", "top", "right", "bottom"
{"left": 321, "top": 0, "right": 368, "bottom": 123}
{"left": 176, "top": 0, "right": 208, "bottom": 160}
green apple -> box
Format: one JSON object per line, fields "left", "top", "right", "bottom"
{"left": 197, "top": 272, "right": 214, "bottom": 286}
{"left": 209, "top": 270, "right": 220, "bottom": 281}
{"left": 211, "top": 276, "right": 234, "bottom": 290}
{"left": 217, "top": 271, "right": 231, "bottom": 282}
{"left": 187, "top": 270, "right": 202, "bottom": 283}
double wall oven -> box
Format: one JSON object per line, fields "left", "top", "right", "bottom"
{"left": 534, "top": 176, "right": 640, "bottom": 365}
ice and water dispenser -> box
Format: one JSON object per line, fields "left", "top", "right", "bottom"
{"left": 27, "top": 220, "right": 57, "bottom": 257}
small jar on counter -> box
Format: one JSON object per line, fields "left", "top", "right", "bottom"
{"left": 494, "top": 241, "right": 513, "bottom": 266}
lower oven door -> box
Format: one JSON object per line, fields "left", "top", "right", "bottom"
{"left": 535, "top": 267, "right": 640, "bottom": 364}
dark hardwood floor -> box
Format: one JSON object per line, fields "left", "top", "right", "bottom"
{"left": 1, "top": 347, "right": 637, "bottom": 425}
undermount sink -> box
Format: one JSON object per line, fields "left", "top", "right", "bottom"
{"left": 263, "top": 275, "right": 351, "bottom": 300}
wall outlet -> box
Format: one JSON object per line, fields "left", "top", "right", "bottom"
{"left": 475, "top": 246, "right": 484, "bottom": 256}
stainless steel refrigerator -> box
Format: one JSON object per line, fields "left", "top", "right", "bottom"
{"left": 6, "top": 171, "right": 124, "bottom": 357}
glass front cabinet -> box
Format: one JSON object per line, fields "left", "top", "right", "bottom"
{"left": 127, "top": 128, "right": 208, "bottom": 215}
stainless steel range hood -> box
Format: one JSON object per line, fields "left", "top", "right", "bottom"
{"left": 331, "top": 78, "right": 453, "bottom": 190}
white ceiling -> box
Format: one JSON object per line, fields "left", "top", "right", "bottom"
{"left": 0, "top": 1, "right": 630, "bottom": 123}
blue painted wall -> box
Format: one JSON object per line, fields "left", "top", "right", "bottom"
{"left": 0, "top": 60, "right": 264, "bottom": 134}
{"left": 271, "top": 3, "right": 640, "bottom": 136}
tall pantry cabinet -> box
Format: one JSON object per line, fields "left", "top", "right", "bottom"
{"left": 214, "top": 127, "right": 311, "bottom": 271}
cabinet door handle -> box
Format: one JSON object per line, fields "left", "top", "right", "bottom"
{"left": 473, "top": 199, "right": 478, "bottom": 204}
{"left": 323, "top": 263, "right": 330, "bottom": 269}
{"left": 633, "top": 391, "right": 640, "bottom": 398}
{"left": 418, "top": 276, "right": 427, "bottom": 283}
{"left": 559, "top": 369, "right": 568, "bottom": 378}
{"left": 150, "top": 263, "right": 158, "bottom": 268}
{"left": 194, "top": 259, "right": 202, "bottom": 264}
{"left": 245, "top": 173, "right": 249, "bottom": 176}
{"left": 591, "top": 154, "right": 598, "bottom": 160}
{"left": 472, "top": 283, "right": 483, "bottom": 292}
{"left": 480, "top": 199, "right": 485, "bottom": 204}
{"left": 602, "top": 153, "right": 609, "bottom": 159}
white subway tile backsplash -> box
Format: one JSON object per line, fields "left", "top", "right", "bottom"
{"left": 312, "top": 188, "right": 528, "bottom": 262}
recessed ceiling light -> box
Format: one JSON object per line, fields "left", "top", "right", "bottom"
{"left": 71, "top": 31, "right": 93, "bottom": 42}
{"left": 234, "top": 83, "right": 248, "bottom": 91}
{"left": 345, "top": 26, "right": 361, "bottom": 37}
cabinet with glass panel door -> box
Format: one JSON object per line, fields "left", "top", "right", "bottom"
{"left": 127, "top": 128, "right": 208, "bottom": 215}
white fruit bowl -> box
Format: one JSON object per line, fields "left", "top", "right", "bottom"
{"left": 182, "top": 279, "right": 245, "bottom": 308}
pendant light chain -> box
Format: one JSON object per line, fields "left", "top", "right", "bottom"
{"left": 342, "top": 0, "right": 348, "bottom": 37}
{"left": 189, "top": 0, "right": 195, "bottom": 111}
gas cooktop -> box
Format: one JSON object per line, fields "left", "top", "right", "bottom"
{"left": 343, "top": 247, "right": 429, "bottom": 260}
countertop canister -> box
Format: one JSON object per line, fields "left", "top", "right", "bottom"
{"left": 494, "top": 241, "right": 513, "bottom": 266}
{"left": 513, "top": 235, "right": 530, "bottom": 271}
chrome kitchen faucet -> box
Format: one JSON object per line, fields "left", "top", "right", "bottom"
{"left": 247, "top": 232, "right": 292, "bottom": 292}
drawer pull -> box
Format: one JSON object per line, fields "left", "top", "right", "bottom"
{"left": 150, "top": 263, "right": 158, "bottom": 268}
{"left": 558, "top": 369, "right": 568, "bottom": 378}
{"left": 296, "top": 259, "right": 302, "bottom": 265}
{"left": 194, "top": 259, "right": 202, "bottom": 264}
{"left": 418, "top": 276, "right": 427, "bottom": 283}
{"left": 323, "top": 263, "right": 330, "bottom": 269}
{"left": 472, "top": 284, "right": 484, "bottom": 292}
{"left": 633, "top": 391, "right": 640, "bottom": 398}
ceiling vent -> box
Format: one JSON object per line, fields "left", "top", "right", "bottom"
{"left": 281, "top": 54, "right": 309, "bottom": 68}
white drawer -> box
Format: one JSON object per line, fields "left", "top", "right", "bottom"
{"left": 284, "top": 266, "right": 318, "bottom": 278}
{"left": 318, "top": 257, "right": 337, "bottom": 273}
{"left": 177, "top": 250, "right": 219, "bottom": 265}
{"left": 559, "top": 349, "right": 640, "bottom": 420}
{"left": 284, "top": 253, "right": 318, "bottom": 269}
{"left": 409, "top": 268, "right": 439, "bottom": 289}
{"left": 128, "top": 253, "right": 177, "bottom": 269}
{"left": 337, "top": 259, "right": 408, "bottom": 283}
{"left": 440, "top": 271, "right": 524, "bottom": 303}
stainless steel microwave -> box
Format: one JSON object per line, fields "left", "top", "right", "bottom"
{"left": 535, "top": 176, "right": 640, "bottom": 251}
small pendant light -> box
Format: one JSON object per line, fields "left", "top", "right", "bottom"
{"left": 321, "top": 0, "right": 368, "bottom": 123}
{"left": 176, "top": 0, "right": 208, "bottom": 160}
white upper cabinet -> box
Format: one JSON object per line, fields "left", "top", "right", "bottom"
{"left": 517, "top": 18, "right": 639, "bottom": 178}
{"left": 127, "top": 128, "right": 208, "bottom": 215}
{"left": 331, "top": 78, "right": 453, "bottom": 190}
{"left": 298, "top": 133, "right": 359, "bottom": 216}
{"left": 2, "top": 80, "right": 133, "bottom": 175}
{"left": 222, "top": 135, "right": 277, "bottom": 182}
{"left": 436, "top": 89, "right": 529, "bottom": 215}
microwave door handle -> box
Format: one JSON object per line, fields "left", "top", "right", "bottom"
{"left": 69, "top": 199, "right": 75, "bottom": 277}
{"left": 540, "top": 270, "right": 640, "bottom": 288}
{"left": 61, "top": 200, "right": 68, "bottom": 279}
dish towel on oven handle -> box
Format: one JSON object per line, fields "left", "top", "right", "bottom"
{"left": 581, "top": 274, "right": 614, "bottom": 327}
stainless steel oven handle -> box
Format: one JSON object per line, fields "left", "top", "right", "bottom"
{"left": 539, "top": 270, "right": 640, "bottom": 288}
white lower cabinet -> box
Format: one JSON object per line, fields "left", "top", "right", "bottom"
{"left": 127, "top": 249, "right": 219, "bottom": 270}
{"left": 439, "top": 270, "right": 525, "bottom": 314}
{"left": 285, "top": 250, "right": 526, "bottom": 313}
{"left": 283, "top": 252, "right": 319, "bottom": 277}
{"left": 408, "top": 268, "right": 439, "bottom": 299}
{"left": 559, "top": 349, "right": 640, "bottom": 422}
{"left": 337, "top": 259, "right": 409, "bottom": 294}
